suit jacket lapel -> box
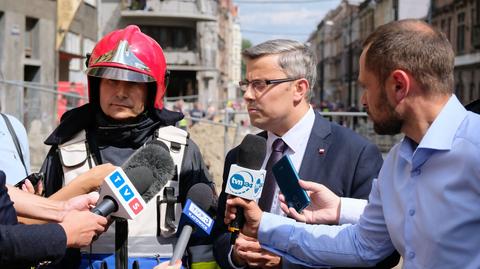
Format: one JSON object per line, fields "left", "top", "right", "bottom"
{"left": 298, "top": 111, "right": 332, "bottom": 180}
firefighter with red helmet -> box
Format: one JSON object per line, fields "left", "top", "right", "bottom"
{"left": 40, "top": 25, "right": 217, "bottom": 269}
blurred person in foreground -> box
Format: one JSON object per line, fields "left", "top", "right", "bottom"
{"left": 0, "top": 109, "right": 31, "bottom": 185}
{"left": 213, "top": 39, "right": 399, "bottom": 269}
{"left": 225, "top": 19, "right": 480, "bottom": 268}
{"left": 0, "top": 170, "right": 107, "bottom": 268}
{"left": 40, "top": 25, "right": 216, "bottom": 269}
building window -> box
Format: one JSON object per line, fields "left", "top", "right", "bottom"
{"left": 140, "top": 25, "right": 196, "bottom": 51}
{"left": 167, "top": 71, "right": 198, "bottom": 98}
{"left": 447, "top": 17, "right": 452, "bottom": 41}
{"left": 477, "top": 81, "right": 480, "bottom": 101}
{"left": 441, "top": 19, "right": 447, "bottom": 38}
{"left": 456, "top": 83, "right": 464, "bottom": 102}
{"left": 456, "top": 70, "right": 465, "bottom": 103}
{"left": 0, "top": 11, "right": 4, "bottom": 49}
{"left": 470, "top": 82, "right": 475, "bottom": 102}
{"left": 25, "top": 17, "right": 39, "bottom": 59}
{"left": 457, "top": 12, "right": 465, "bottom": 53}
{"left": 472, "top": 8, "right": 476, "bottom": 48}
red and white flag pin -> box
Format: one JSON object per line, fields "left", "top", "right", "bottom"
{"left": 318, "top": 148, "right": 325, "bottom": 155}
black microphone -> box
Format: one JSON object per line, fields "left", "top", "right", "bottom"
{"left": 169, "top": 183, "right": 215, "bottom": 265}
{"left": 91, "top": 141, "right": 175, "bottom": 218}
{"left": 225, "top": 134, "right": 267, "bottom": 244}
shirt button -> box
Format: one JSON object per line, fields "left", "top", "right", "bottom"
{"left": 409, "top": 209, "right": 415, "bottom": 216}
{"left": 408, "top": 251, "right": 415, "bottom": 259}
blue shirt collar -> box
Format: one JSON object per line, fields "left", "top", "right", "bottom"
{"left": 419, "top": 95, "right": 467, "bottom": 150}
{"left": 399, "top": 95, "right": 467, "bottom": 166}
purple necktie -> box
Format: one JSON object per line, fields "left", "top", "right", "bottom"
{"left": 258, "top": 138, "right": 288, "bottom": 211}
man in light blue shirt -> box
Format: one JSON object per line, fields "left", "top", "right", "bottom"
{"left": 225, "top": 19, "right": 480, "bottom": 268}
{"left": 0, "top": 113, "right": 30, "bottom": 184}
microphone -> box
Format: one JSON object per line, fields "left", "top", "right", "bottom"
{"left": 91, "top": 141, "right": 175, "bottom": 218}
{"left": 225, "top": 134, "right": 267, "bottom": 243}
{"left": 169, "top": 183, "right": 215, "bottom": 265}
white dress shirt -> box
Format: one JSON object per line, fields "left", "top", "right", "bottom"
{"left": 265, "top": 106, "right": 315, "bottom": 215}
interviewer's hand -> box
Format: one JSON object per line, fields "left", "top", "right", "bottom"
{"left": 49, "top": 164, "right": 116, "bottom": 201}
{"left": 60, "top": 210, "right": 107, "bottom": 248}
{"left": 21, "top": 178, "right": 44, "bottom": 196}
{"left": 74, "top": 163, "right": 116, "bottom": 192}
{"left": 58, "top": 192, "right": 99, "bottom": 221}
{"left": 225, "top": 195, "right": 263, "bottom": 238}
{"left": 232, "top": 233, "right": 281, "bottom": 268}
{"left": 279, "top": 180, "right": 340, "bottom": 224}
{"left": 153, "top": 260, "right": 181, "bottom": 269}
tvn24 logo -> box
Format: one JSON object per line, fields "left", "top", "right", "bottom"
{"left": 226, "top": 164, "right": 265, "bottom": 200}
{"left": 109, "top": 170, "right": 144, "bottom": 215}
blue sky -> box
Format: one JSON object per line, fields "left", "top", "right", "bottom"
{"left": 234, "top": 0, "right": 342, "bottom": 45}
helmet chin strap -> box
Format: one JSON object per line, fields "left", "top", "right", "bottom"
{"left": 146, "top": 82, "right": 158, "bottom": 111}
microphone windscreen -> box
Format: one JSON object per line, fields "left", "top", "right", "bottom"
{"left": 186, "top": 183, "right": 214, "bottom": 211}
{"left": 122, "top": 142, "right": 175, "bottom": 203}
{"left": 124, "top": 166, "right": 153, "bottom": 195}
{"left": 237, "top": 134, "right": 267, "bottom": 170}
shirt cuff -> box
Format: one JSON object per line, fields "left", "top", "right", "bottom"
{"left": 258, "top": 213, "right": 321, "bottom": 268}
{"left": 228, "top": 245, "right": 246, "bottom": 269}
{"left": 338, "top": 197, "right": 367, "bottom": 225}
{"left": 258, "top": 212, "right": 296, "bottom": 251}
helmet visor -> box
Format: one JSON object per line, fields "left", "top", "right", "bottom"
{"left": 87, "top": 67, "right": 155, "bottom": 83}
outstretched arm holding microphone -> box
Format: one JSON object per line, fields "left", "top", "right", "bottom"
{"left": 224, "top": 178, "right": 391, "bottom": 268}
{"left": 48, "top": 163, "right": 116, "bottom": 201}
{"left": 0, "top": 170, "right": 108, "bottom": 267}
{"left": 224, "top": 180, "right": 347, "bottom": 237}
{"left": 8, "top": 164, "right": 116, "bottom": 225}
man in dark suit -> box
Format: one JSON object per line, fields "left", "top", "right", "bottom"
{"left": 213, "top": 39, "right": 398, "bottom": 269}
{"left": 0, "top": 222, "right": 69, "bottom": 267}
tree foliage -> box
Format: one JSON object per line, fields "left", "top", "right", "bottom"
{"left": 241, "top": 39, "right": 252, "bottom": 79}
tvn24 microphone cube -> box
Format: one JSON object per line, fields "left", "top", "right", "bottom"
{"left": 225, "top": 164, "right": 266, "bottom": 201}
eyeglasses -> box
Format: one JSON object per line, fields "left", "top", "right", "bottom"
{"left": 238, "top": 77, "right": 299, "bottom": 93}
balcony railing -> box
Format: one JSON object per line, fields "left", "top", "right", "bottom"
{"left": 121, "top": 0, "right": 217, "bottom": 22}
{"left": 164, "top": 51, "right": 199, "bottom": 66}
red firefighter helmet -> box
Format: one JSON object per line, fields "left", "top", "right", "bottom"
{"left": 86, "top": 25, "right": 168, "bottom": 109}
